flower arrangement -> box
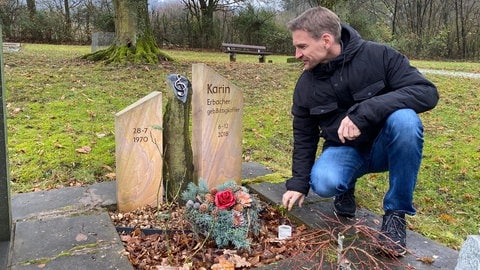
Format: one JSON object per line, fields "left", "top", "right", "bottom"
{"left": 181, "top": 180, "right": 263, "bottom": 250}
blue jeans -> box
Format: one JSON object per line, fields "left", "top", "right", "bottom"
{"left": 310, "top": 109, "right": 424, "bottom": 215}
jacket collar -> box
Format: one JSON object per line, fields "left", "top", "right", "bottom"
{"left": 310, "top": 24, "right": 364, "bottom": 78}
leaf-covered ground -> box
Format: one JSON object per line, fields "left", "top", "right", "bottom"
{"left": 110, "top": 203, "right": 309, "bottom": 269}
{"left": 109, "top": 202, "right": 425, "bottom": 270}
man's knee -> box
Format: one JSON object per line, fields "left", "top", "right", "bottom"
{"left": 310, "top": 172, "right": 342, "bottom": 198}
{"left": 387, "top": 109, "right": 422, "bottom": 129}
{"left": 386, "top": 109, "right": 423, "bottom": 139}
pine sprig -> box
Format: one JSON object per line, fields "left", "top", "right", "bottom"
{"left": 182, "top": 180, "right": 263, "bottom": 250}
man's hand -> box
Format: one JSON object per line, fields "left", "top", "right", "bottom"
{"left": 338, "top": 116, "right": 361, "bottom": 143}
{"left": 282, "top": 190, "right": 305, "bottom": 211}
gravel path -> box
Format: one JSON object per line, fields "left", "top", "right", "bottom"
{"left": 419, "top": 69, "right": 480, "bottom": 79}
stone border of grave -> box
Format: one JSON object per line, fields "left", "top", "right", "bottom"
{"left": 455, "top": 235, "right": 480, "bottom": 269}
{"left": 0, "top": 30, "right": 13, "bottom": 270}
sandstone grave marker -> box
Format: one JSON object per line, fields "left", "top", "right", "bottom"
{"left": 115, "top": 91, "right": 163, "bottom": 212}
{"left": 192, "top": 63, "right": 243, "bottom": 188}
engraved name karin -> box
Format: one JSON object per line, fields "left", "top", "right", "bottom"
{"left": 207, "top": 83, "right": 230, "bottom": 94}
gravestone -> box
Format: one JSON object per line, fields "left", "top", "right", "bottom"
{"left": 0, "top": 27, "right": 12, "bottom": 242}
{"left": 192, "top": 63, "right": 243, "bottom": 188}
{"left": 455, "top": 235, "right": 480, "bottom": 270}
{"left": 115, "top": 92, "right": 163, "bottom": 212}
{"left": 91, "top": 32, "right": 115, "bottom": 52}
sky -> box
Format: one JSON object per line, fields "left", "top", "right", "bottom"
{"left": 148, "top": 0, "right": 282, "bottom": 11}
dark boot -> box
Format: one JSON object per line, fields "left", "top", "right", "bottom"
{"left": 379, "top": 210, "right": 407, "bottom": 256}
{"left": 333, "top": 188, "right": 356, "bottom": 218}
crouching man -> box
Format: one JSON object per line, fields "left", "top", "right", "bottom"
{"left": 282, "top": 6, "right": 439, "bottom": 256}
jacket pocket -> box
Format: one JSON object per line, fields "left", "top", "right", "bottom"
{"left": 351, "top": 80, "right": 385, "bottom": 101}
{"left": 310, "top": 103, "right": 338, "bottom": 115}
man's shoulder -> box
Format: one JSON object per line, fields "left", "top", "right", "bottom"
{"left": 353, "top": 41, "right": 402, "bottom": 65}
{"left": 296, "top": 70, "right": 313, "bottom": 83}
{"left": 361, "top": 41, "right": 399, "bottom": 55}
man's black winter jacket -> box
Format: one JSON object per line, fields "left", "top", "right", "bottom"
{"left": 286, "top": 25, "right": 439, "bottom": 195}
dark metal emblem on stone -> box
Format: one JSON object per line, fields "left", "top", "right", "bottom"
{"left": 167, "top": 74, "right": 190, "bottom": 103}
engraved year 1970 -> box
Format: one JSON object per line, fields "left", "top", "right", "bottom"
{"left": 133, "top": 127, "right": 149, "bottom": 143}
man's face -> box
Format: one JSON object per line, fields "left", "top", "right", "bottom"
{"left": 292, "top": 30, "right": 329, "bottom": 70}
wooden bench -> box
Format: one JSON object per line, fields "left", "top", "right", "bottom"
{"left": 2, "top": 42, "right": 21, "bottom": 52}
{"left": 221, "top": 43, "right": 272, "bottom": 63}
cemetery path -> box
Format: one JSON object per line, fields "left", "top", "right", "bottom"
{"left": 420, "top": 68, "right": 480, "bottom": 79}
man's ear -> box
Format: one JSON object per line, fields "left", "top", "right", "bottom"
{"left": 321, "top": 33, "right": 334, "bottom": 48}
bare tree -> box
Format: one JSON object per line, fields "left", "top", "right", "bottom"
{"left": 26, "top": 0, "right": 36, "bottom": 18}
{"left": 64, "top": 0, "right": 72, "bottom": 38}
{"left": 391, "top": 0, "right": 398, "bottom": 36}
{"left": 181, "top": 0, "right": 247, "bottom": 48}
{"left": 454, "top": 0, "right": 477, "bottom": 58}
{"left": 281, "top": 0, "right": 345, "bottom": 12}
{"left": 307, "top": 0, "right": 340, "bottom": 9}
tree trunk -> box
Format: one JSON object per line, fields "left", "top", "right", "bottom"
{"left": 64, "top": 0, "right": 72, "bottom": 40}
{"left": 392, "top": 0, "right": 398, "bottom": 36}
{"left": 182, "top": 0, "right": 249, "bottom": 48}
{"left": 83, "top": 0, "right": 173, "bottom": 64}
{"left": 26, "top": 0, "right": 36, "bottom": 19}
{"left": 163, "top": 75, "right": 194, "bottom": 202}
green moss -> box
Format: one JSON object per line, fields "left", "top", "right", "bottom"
{"left": 19, "top": 243, "right": 100, "bottom": 266}
{"left": 82, "top": 36, "right": 173, "bottom": 64}
{"left": 242, "top": 172, "right": 289, "bottom": 185}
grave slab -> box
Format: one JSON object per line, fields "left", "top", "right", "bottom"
{"left": 12, "top": 182, "right": 117, "bottom": 221}
{"left": 10, "top": 212, "right": 132, "bottom": 270}
{"left": 241, "top": 162, "right": 273, "bottom": 179}
{"left": 11, "top": 187, "right": 87, "bottom": 221}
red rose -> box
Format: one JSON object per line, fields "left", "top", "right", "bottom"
{"left": 214, "top": 189, "right": 236, "bottom": 210}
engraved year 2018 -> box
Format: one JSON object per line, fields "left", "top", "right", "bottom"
{"left": 217, "top": 123, "right": 229, "bottom": 138}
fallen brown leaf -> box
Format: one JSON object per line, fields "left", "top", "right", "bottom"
{"left": 75, "top": 233, "right": 88, "bottom": 242}
{"left": 105, "top": 172, "right": 116, "bottom": 179}
{"left": 75, "top": 146, "right": 91, "bottom": 154}
{"left": 111, "top": 203, "right": 305, "bottom": 269}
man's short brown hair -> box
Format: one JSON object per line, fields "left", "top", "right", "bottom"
{"left": 287, "top": 6, "right": 342, "bottom": 43}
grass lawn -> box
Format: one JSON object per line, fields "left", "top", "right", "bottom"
{"left": 3, "top": 44, "right": 479, "bottom": 250}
